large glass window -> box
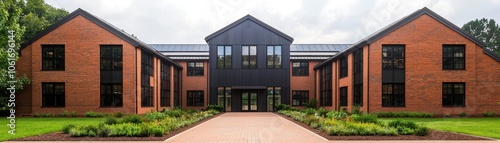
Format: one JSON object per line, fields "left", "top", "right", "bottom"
{"left": 218, "top": 87, "right": 232, "bottom": 112}
{"left": 292, "top": 62, "right": 309, "bottom": 76}
{"left": 217, "top": 46, "right": 232, "bottom": 69}
{"left": 242, "top": 46, "right": 257, "bottom": 69}
{"left": 42, "top": 83, "right": 65, "bottom": 107}
{"left": 141, "top": 52, "right": 154, "bottom": 107}
{"left": 353, "top": 49, "right": 363, "bottom": 106}
{"left": 382, "top": 46, "right": 405, "bottom": 69}
{"left": 187, "top": 91, "right": 204, "bottom": 106}
{"left": 100, "top": 46, "right": 122, "bottom": 70}
{"left": 443, "top": 45, "right": 465, "bottom": 70}
{"left": 42, "top": 45, "right": 65, "bottom": 70}
{"left": 292, "top": 91, "right": 308, "bottom": 106}
{"left": 339, "top": 87, "right": 347, "bottom": 106}
{"left": 161, "top": 62, "right": 171, "bottom": 107}
{"left": 339, "top": 56, "right": 348, "bottom": 78}
{"left": 187, "top": 62, "right": 204, "bottom": 76}
{"left": 267, "top": 87, "right": 281, "bottom": 111}
{"left": 173, "top": 69, "right": 180, "bottom": 106}
{"left": 320, "top": 64, "right": 332, "bottom": 106}
{"left": 382, "top": 83, "right": 405, "bottom": 107}
{"left": 443, "top": 83, "right": 465, "bottom": 107}
{"left": 267, "top": 46, "right": 282, "bottom": 69}
{"left": 100, "top": 84, "right": 123, "bottom": 107}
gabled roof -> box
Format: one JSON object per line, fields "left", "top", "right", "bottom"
{"left": 204, "top": 14, "right": 294, "bottom": 42}
{"left": 314, "top": 7, "right": 499, "bottom": 69}
{"left": 20, "top": 8, "right": 182, "bottom": 69}
{"left": 291, "top": 44, "right": 351, "bottom": 52}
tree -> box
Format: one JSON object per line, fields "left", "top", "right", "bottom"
{"left": 21, "top": 0, "right": 69, "bottom": 42}
{"left": 462, "top": 18, "right": 500, "bottom": 55}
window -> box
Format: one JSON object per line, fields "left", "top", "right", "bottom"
{"left": 242, "top": 46, "right": 257, "bottom": 68}
{"left": 353, "top": 49, "right": 363, "bottom": 106}
{"left": 267, "top": 46, "right": 282, "bottom": 69}
{"left": 443, "top": 45, "right": 465, "bottom": 70}
{"left": 339, "top": 87, "right": 347, "bottom": 106}
{"left": 382, "top": 46, "right": 405, "bottom": 69}
{"left": 187, "top": 62, "right": 204, "bottom": 76}
{"left": 292, "top": 91, "right": 309, "bottom": 106}
{"left": 100, "top": 84, "right": 123, "bottom": 107}
{"left": 42, "top": 45, "right": 65, "bottom": 70}
{"left": 382, "top": 83, "right": 405, "bottom": 107}
{"left": 218, "top": 87, "right": 232, "bottom": 111}
{"left": 141, "top": 52, "right": 154, "bottom": 107}
{"left": 42, "top": 83, "right": 65, "bottom": 107}
{"left": 292, "top": 62, "right": 309, "bottom": 76}
{"left": 443, "top": 83, "right": 465, "bottom": 107}
{"left": 100, "top": 46, "right": 122, "bottom": 70}
{"left": 267, "top": 87, "right": 281, "bottom": 111}
{"left": 161, "top": 62, "right": 171, "bottom": 107}
{"left": 320, "top": 64, "right": 332, "bottom": 106}
{"left": 174, "top": 69, "right": 180, "bottom": 106}
{"left": 187, "top": 91, "right": 204, "bottom": 106}
{"left": 339, "top": 56, "right": 348, "bottom": 78}
{"left": 217, "top": 46, "right": 232, "bottom": 69}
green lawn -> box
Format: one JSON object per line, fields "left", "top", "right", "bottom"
{"left": 0, "top": 118, "right": 104, "bottom": 141}
{"left": 379, "top": 118, "right": 500, "bottom": 139}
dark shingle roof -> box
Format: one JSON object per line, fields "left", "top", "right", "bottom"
{"left": 205, "top": 14, "right": 294, "bottom": 42}
{"left": 314, "top": 7, "right": 498, "bottom": 69}
{"left": 20, "top": 8, "right": 182, "bottom": 69}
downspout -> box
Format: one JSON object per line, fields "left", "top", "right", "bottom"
{"left": 367, "top": 44, "right": 370, "bottom": 114}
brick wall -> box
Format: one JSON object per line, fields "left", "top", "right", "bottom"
{"left": 179, "top": 61, "right": 209, "bottom": 110}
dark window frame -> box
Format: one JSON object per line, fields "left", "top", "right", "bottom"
{"left": 100, "top": 83, "right": 123, "bottom": 107}
{"left": 187, "top": 61, "right": 204, "bottom": 76}
{"left": 442, "top": 82, "right": 465, "bottom": 107}
{"left": 100, "top": 45, "right": 123, "bottom": 71}
{"left": 141, "top": 52, "right": 154, "bottom": 107}
{"left": 242, "top": 45, "right": 257, "bottom": 69}
{"left": 292, "top": 90, "right": 309, "bottom": 106}
{"left": 339, "top": 56, "right": 348, "bottom": 78}
{"left": 42, "top": 82, "right": 65, "bottom": 107}
{"left": 217, "top": 45, "right": 232, "bottom": 69}
{"left": 173, "top": 69, "right": 180, "bottom": 106}
{"left": 353, "top": 49, "right": 363, "bottom": 106}
{"left": 292, "top": 61, "right": 309, "bottom": 76}
{"left": 42, "top": 45, "right": 65, "bottom": 70}
{"left": 443, "top": 45, "right": 465, "bottom": 70}
{"left": 339, "top": 87, "right": 348, "bottom": 106}
{"left": 382, "top": 83, "right": 405, "bottom": 107}
{"left": 187, "top": 90, "right": 204, "bottom": 106}
{"left": 161, "top": 62, "right": 171, "bottom": 107}
{"left": 320, "top": 64, "right": 332, "bottom": 106}
{"left": 382, "top": 45, "right": 405, "bottom": 69}
{"left": 267, "top": 45, "right": 282, "bottom": 69}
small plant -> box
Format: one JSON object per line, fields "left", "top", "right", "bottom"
{"left": 62, "top": 124, "right": 76, "bottom": 134}
{"left": 388, "top": 120, "right": 418, "bottom": 129}
{"left": 414, "top": 126, "right": 430, "bottom": 136}
{"left": 305, "top": 98, "right": 317, "bottom": 109}
{"left": 59, "top": 110, "right": 69, "bottom": 117}
{"left": 123, "top": 114, "right": 143, "bottom": 124}
{"left": 460, "top": 112, "right": 467, "bottom": 117}
{"left": 71, "top": 111, "right": 78, "bottom": 117}
{"left": 84, "top": 111, "right": 104, "bottom": 118}
{"left": 316, "top": 108, "right": 328, "bottom": 117}
{"left": 351, "top": 105, "right": 362, "bottom": 115}
{"left": 206, "top": 104, "right": 224, "bottom": 112}
{"left": 483, "top": 112, "right": 495, "bottom": 117}
{"left": 326, "top": 111, "right": 349, "bottom": 120}
{"left": 302, "top": 108, "right": 316, "bottom": 115}
{"left": 145, "top": 112, "right": 167, "bottom": 122}
{"left": 104, "top": 117, "right": 118, "bottom": 125}
{"left": 351, "top": 114, "right": 379, "bottom": 124}
{"left": 33, "top": 113, "right": 39, "bottom": 118}
{"left": 115, "top": 112, "right": 124, "bottom": 118}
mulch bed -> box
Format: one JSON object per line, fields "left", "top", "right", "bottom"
{"left": 276, "top": 113, "right": 491, "bottom": 140}
{"left": 13, "top": 113, "right": 224, "bottom": 141}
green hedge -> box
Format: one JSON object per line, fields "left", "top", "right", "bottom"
{"left": 373, "top": 112, "right": 433, "bottom": 118}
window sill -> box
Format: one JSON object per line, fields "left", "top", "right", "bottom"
{"left": 41, "top": 106, "right": 65, "bottom": 108}
{"left": 381, "top": 106, "right": 406, "bottom": 108}
{"left": 100, "top": 106, "right": 123, "bottom": 108}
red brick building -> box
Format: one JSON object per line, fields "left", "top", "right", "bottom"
{"left": 16, "top": 7, "right": 499, "bottom": 116}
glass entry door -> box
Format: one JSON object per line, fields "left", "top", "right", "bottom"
{"left": 242, "top": 91, "right": 257, "bottom": 111}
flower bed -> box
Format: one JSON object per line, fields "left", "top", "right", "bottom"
{"left": 62, "top": 109, "right": 219, "bottom": 137}
{"left": 278, "top": 109, "right": 429, "bottom": 136}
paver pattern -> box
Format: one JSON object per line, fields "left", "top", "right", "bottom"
{"left": 165, "top": 112, "right": 328, "bottom": 143}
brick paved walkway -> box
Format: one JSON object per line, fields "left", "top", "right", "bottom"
{"left": 165, "top": 112, "right": 328, "bottom": 143}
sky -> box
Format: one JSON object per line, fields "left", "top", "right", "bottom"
{"left": 45, "top": 0, "right": 500, "bottom": 44}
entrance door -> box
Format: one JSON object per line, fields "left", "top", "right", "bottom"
{"left": 242, "top": 91, "right": 258, "bottom": 111}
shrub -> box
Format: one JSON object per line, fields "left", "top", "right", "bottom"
{"left": 164, "top": 109, "right": 186, "bottom": 118}
{"left": 302, "top": 108, "right": 316, "bottom": 115}
{"left": 305, "top": 98, "right": 317, "bottom": 109}
{"left": 97, "top": 123, "right": 111, "bottom": 137}
{"left": 388, "top": 119, "right": 418, "bottom": 134}
{"left": 149, "top": 126, "right": 165, "bottom": 137}
{"left": 483, "top": 112, "right": 495, "bottom": 117}
{"left": 123, "top": 115, "right": 143, "bottom": 124}
{"left": 374, "top": 112, "right": 433, "bottom": 118}
{"left": 115, "top": 112, "right": 124, "bottom": 118}
{"left": 88, "top": 130, "right": 97, "bottom": 137}
{"left": 326, "top": 111, "right": 349, "bottom": 120}
{"left": 351, "top": 114, "right": 379, "bottom": 124}
{"left": 145, "top": 112, "right": 166, "bottom": 122}
{"left": 398, "top": 126, "right": 415, "bottom": 135}
{"left": 62, "top": 124, "right": 76, "bottom": 134}
{"left": 59, "top": 110, "right": 69, "bottom": 117}
{"left": 351, "top": 105, "right": 362, "bottom": 115}
{"left": 104, "top": 117, "right": 118, "bottom": 125}
{"left": 33, "top": 113, "right": 39, "bottom": 118}
{"left": 316, "top": 108, "right": 329, "bottom": 117}
{"left": 414, "top": 126, "right": 430, "bottom": 136}
{"left": 275, "top": 104, "right": 298, "bottom": 111}
{"left": 84, "top": 111, "right": 103, "bottom": 118}
{"left": 206, "top": 104, "right": 224, "bottom": 112}
{"left": 71, "top": 111, "right": 78, "bottom": 117}
{"left": 304, "top": 115, "right": 320, "bottom": 126}
{"left": 460, "top": 112, "right": 467, "bottom": 117}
